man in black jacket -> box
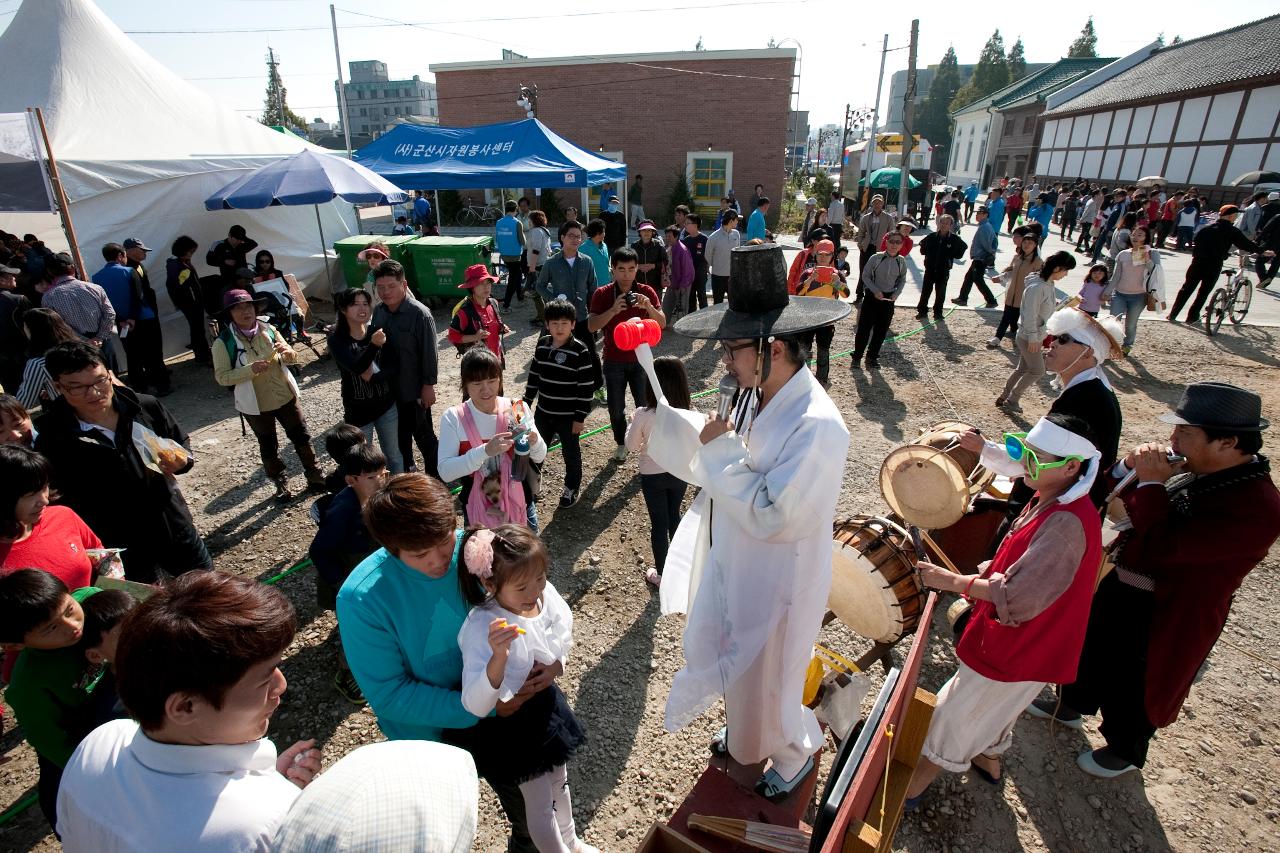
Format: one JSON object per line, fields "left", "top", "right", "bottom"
{"left": 122, "top": 238, "right": 171, "bottom": 396}
{"left": 1257, "top": 193, "right": 1280, "bottom": 286}
{"left": 599, "top": 194, "right": 628, "bottom": 253}
{"left": 915, "top": 215, "right": 967, "bottom": 319}
{"left": 205, "top": 225, "right": 258, "bottom": 289}
{"left": 1168, "top": 205, "right": 1273, "bottom": 323}
{"left": 34, "top": 342, "right": 210, "bottom": 582}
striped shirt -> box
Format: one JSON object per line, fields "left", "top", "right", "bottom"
{"left": 522, "top": 334, "right": 594, "bottom": 422}
{"left": 16, "top": 356, "right": 58, "bottom": 410}
{"left": 40, "top": 276, "right": 116, "bottom": 341}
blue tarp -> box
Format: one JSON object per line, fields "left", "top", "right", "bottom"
{"left": 354, "top": 119, "right": 627, "bottom": 190}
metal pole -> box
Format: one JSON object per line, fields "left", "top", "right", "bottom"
{"left": 898, "top": 20, "right": 919, "bottom": 218}
{"left": 837, "top": 103, "right": 851, "bottom": 198}
{"left": 314, "top": 204, "right": 335, "bottom": 293}
{"left": 330, "top": 5, "right": 353, "bottom": 160}
{"left": 31, "top": 107, "right": 87, "bottom": 278}
{"left": 864, "top": 34, "right": 888, "bottom": 210}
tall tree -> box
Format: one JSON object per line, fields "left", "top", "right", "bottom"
{"left": 1007, "top": 38, "right": 1026, "bottom": 81}
{"left": 917, "top": 46, "right": 962, "bottom": 152}
{"left": 1068, "top": 17, "right": 1099, "bottom": 58}
{"left": 260, "top": 48, "right": 307, "bottom": 130}
{"left": 950, "top": 30, "right": 1010, "bottom": 112}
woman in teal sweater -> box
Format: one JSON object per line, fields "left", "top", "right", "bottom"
{"left": 337, "top": 473, "right": 552, "bottom": 851}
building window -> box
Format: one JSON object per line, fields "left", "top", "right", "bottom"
{"left": 965, "top": 140, "right": 974, "bottom": 171}
{"left": 1022, "top": 116, "right": 1035, "bottom": 134}
{"left": 686, "top": 152, "right": 733, "bottom": 215}
{"left": 359, "top": 107, "right": 367, "bottom": 117}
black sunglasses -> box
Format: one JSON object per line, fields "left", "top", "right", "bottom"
{"left": 1054, "top": 333, "right": 1082, "bottom": 346}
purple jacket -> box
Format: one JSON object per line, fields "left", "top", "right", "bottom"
{"left": 667, "top": 238, "right": 693, "bottom": 289}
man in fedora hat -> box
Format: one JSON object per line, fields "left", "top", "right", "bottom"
{"left": 1028, "top": 382, "right": 1280, "bottom": 778}
{"left": 645, "top": 243, "right": 850, "bottom": 799}
{"left": 212, "top": 288, "right": 324, "bottom": 500}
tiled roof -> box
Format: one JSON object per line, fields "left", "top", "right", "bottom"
{"left": 1045, "top": 14, "right": 1280, "bottom": 115}
{"left": 952, "top": 58, "right": 1114, "bottom": 117}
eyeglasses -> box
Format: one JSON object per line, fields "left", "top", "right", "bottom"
{"left": 59, "top": 375, "right": 111, "bottom": 398}
{"left": 1053, "top": 333, "right": 1082, "bottom": 346}
{"left": 719, "top": 340, "right": 757, "bottom": 360}
{"left": 1003, "top": 432, "right": 1082, "bottom": 480}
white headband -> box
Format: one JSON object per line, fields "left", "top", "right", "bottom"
{"left": 1024, "top": 417, "right": 1101, "bottom": 505}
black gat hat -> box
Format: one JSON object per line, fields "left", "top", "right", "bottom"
{"left": 672, "top": 243, "right": 849, "bottom": 340}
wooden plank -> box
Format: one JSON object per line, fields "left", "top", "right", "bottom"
{"left": 667, "top": 764, "right": 814, "bottom": 853}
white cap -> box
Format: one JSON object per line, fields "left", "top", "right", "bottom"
{"left": 1268, "top": 191, "right": 1280, "bottom": 201}
{"left": 272, "top": 741, "right": 477, "bottom": 853}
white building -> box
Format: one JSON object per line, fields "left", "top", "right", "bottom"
{"left": 1035, "top": 15, "right": 1280, "bottom": 201}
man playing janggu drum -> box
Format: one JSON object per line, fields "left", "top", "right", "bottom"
{"left": 644, "top": 243, "right": 850, "bottom": 799}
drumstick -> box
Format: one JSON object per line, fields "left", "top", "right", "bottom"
{"left": 919, "top": 530, "right": 963, "bottom": 574}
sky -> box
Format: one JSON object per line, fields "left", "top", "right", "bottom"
{"left": 3, "top": 0, "right": 1275, "bottom": 133}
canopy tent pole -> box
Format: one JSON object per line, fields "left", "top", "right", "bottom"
{"left": 314, "top": 204, "right": 336, "bottom": 293}
{"left": 30, "top": 107, "right": 87, "bottom": 278}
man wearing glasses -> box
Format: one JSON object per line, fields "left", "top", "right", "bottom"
{"left": 962, "top": 305, "right": 1126, "bottom": 510}
{"left": 851, "top": 232, "right": 907, "bottom": 369}
{"left": 34, "top": 341, "right": 209, "bottom": 582}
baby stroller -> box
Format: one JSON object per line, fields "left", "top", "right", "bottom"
{"left": 254, "top": 277, "right": 323, "bottom": 361}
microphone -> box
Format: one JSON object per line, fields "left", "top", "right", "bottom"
{"left": 716, "top": 374, "right": 739, "bottom": 422}
{"left": 1106, "top": 451, "right": 1186, "bottom": 502}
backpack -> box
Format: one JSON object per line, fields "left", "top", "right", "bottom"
{"left": 447, "top": 296, "right": 501, "bottom": 355}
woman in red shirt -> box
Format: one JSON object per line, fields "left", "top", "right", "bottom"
{"left": 904, "top": 414, "right": 1103, "bottom": 806}
{"left": 0, "top": 446, "right": 104, "bottom": 592}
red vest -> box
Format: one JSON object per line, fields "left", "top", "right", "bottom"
{"left": 957, "top": 495, "right": 1102, "bottom": 684}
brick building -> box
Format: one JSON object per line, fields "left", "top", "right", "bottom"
{"left": 430, "top": 49, "right": 795, "bottom": 223}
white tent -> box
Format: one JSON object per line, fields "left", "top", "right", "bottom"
{"left": 0, "top": 0, "right": 356, "bottom": 357}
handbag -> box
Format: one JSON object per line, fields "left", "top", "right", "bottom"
{"left": 1145, "top": 290, "right": 1159, "bottom": 312}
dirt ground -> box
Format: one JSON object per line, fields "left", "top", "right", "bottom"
{"left": 3, "top": 295, "right": 1280, "bottom": 853}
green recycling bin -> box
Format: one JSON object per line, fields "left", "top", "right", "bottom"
{"left": 332, "top": 235, "right": 419, "bottom": 290}
{"left": 405, "top": 236, "right": 495, "bottom": 301}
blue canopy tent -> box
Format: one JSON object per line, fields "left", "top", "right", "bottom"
{"left": 354, "top": 118, "right": 627, "bottom": 192}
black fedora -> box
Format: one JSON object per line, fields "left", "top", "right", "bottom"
{"left": 673, "top": 243, "right": 849, "bottom": 340}
{"left": 1158, "top": 382, "right": 1269, "bottom": 431}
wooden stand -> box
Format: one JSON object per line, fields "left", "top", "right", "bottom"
{"left": 841, "top": 687, "right": 936, "bottom": 852}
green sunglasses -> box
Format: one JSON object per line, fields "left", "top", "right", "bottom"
{"left": 1003, "top": 432, "right": 1083, "bottom": 480}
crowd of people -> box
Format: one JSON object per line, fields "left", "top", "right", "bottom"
{"left": 0, "top": 169, "right": 1278, "bottom": 851}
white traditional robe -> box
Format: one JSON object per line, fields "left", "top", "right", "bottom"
{"left": 647, "top": 364, "right": 850, "bottom": 767}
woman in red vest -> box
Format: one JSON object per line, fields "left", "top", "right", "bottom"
{"left": 905, "top": 413, "right": 1103, "bottom": 806}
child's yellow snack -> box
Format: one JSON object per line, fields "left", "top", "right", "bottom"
{"left": 498, "top": 619, "right": 526, "bottom": 635}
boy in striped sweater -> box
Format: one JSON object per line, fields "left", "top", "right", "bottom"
{"left": 523, "top": 298, "right": 594, "bottom": 508}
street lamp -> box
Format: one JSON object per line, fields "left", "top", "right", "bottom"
{"left": 516, "top": 84, "right": 538, "bottom": 119}
{"left": 775, "top": 37, "right": 802, "bottom": 175}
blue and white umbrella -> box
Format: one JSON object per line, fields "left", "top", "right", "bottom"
{"left": 205, "top": 149, "right": 409, "bottom": 289}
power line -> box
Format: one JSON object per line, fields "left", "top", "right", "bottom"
{"left": 123, "top": 0, "right": 810, "bottom": 35}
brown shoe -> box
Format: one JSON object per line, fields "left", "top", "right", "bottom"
{"left": 273, "top": 477, "right": 292, "bottom": 501}
{"left": 304, "top": 467, "right": 327, "bottom": 490}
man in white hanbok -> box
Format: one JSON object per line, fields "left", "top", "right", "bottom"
{"left": 643, "top": 244, "right": 851, "bottom": 798}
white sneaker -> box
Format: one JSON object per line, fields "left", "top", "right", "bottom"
{"left": 613, "top": 445, "right": 627, "bottom": 462}
{"left": 1076, "top": 748, "right": 1137, "bottom": 779}
{"left": 986, "top": 336, "right": 1001, "bottom": 348}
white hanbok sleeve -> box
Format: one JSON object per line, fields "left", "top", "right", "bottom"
{"left": 691, "top": 412, "right": 848, "bottom": 542}
{"left": 979, "top": 439, "right": 1025, "bottom": 478}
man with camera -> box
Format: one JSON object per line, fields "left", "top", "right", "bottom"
{"left": 587, "top": 247, "right": 665, "bottom": 462}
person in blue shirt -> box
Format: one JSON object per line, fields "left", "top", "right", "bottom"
{"left": 494, "top": 201, "right": 527, "bottom": 310}
{"left": 985, "top": 187, "right": 1007, "bottom": 236}
{"left": 338, "top": 472, "right": 551, "bottom": 852}
{"left": 90, "top": 243, "right": 136, "bottom": 328}
{"left": 963, "top": 181, "right": 980, "bottom": 223}
{"left": 412, "top": 191, "right": 433, "bottom": 234}
{"left": 1026, "top": 194, "right": 1055, "bottom": 245}
{"left": 746, "top": 196, "right": 770, "bottom": 241}
{"left": 952, "top": 206, "right": 1000, "bottom": 307}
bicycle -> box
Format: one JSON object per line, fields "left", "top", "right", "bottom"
{"left": 453, "top": 197, "right": 505, "bottom": 226}
{"left": 1203, "top": 252, "right": 1254, "bottom": 336}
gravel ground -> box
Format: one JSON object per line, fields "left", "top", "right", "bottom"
{"left": 3, "top": 294, "right": 1280, "bottom": 852}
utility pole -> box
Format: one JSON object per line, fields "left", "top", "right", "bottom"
{"left": 898, "top": 20, "right": 919, "bottom": 218}
{"left": 330, "top": 4, "right": 353, "bottom": 159}
{"left": 863, "top": 34, "right": 889, "bottom": 209}
{"left": 837, "top": 104, "right": 852, "bottom": 197}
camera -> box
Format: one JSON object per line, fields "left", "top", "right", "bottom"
{"left": 624, "top": 292, "right": 638, "bottom": 307}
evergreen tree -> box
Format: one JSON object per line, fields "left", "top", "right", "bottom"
{"left": 260, "top": 48, "right": 307, "bottom": 130}
{"left": 663, "top": 165, "right": 697, "bottom": 225}
{"left": 1068, "top": 18, "right": 1099, "bottom": 58}
{"left": 1007, "top": 38, "right": 1026, "bottom": 81}
{"left": 950, "top": 30, "right": 1010, "bottom": 112}
{"left": 917, "top": 47, "right": 962, "bottom": 152}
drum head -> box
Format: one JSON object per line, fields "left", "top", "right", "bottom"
{"left": 828, "top": 519, "right": 919, "bottom": 644}
{"left": 879, "top": 445, "right": 970, "bottom": 529}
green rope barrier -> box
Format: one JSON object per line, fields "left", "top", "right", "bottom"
{"left": 0, "top": 792, "right": 37, "bottom": 829}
